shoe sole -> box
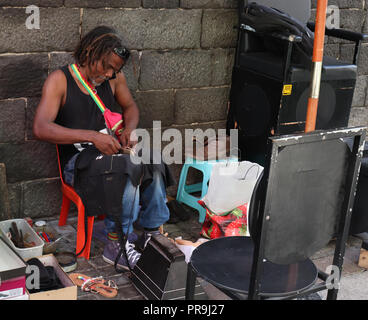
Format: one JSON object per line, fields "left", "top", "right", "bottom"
{"left": 102, "top": 255, "right": 130, "bottom": 271}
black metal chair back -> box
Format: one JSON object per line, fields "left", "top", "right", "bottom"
{"left": 248, "top": 127, "right": 366, "bottom": 298}
{"left": 185, "top": 127, "right": 366, "bottom": 300}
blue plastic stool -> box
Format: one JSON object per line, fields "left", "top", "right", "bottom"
{"left": 176, "top": 157, "right": 237, "bottom": 223}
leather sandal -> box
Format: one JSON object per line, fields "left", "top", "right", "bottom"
{"left": 70, "top": 273, "right": 118, "bottom": 298}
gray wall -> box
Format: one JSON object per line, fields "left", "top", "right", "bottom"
{"left": 0, "top": 0, "right": 367, "bottom": 220}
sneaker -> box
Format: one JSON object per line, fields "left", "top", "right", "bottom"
{"left": 136, "top": 229, "right": 161, "bottom": 252}
{"left": 102, "top": 234, "right": 141, "bottom": 270}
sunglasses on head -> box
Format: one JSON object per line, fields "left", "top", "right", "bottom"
{"left": 113, "top": 47, "right": 131, "bottom": 62}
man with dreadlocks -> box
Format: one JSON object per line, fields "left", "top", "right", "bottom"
{"left": 33, "top": 26, "right": 172, "bottom": 271}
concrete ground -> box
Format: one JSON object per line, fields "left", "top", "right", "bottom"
{"left": 43, "top": 205, "right": 368, "bottom": 300}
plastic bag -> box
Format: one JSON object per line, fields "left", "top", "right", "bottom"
{"left": 103, "top": 108, "right": 124, "bottom": 140}
{"left": 174, "top": 237, "right": 208, "bottom": 263}
{"left": 199, "top": 200, "right": 249, "bottom": 239}
{"left": 202, "top": 161, "right": 263, "bottom": 214}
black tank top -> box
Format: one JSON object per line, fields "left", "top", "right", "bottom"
{"left": 56, "top": 65, "right": 118, "bottom": 172}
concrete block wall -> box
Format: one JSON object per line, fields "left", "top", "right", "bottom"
{"left": 0, "top": 0, "right": 368, "bottom": 220}
{"left": 0, "top": 0, "right": 238, "bottom": 220}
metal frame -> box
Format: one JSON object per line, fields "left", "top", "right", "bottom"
{"left": 185, "top": 127, "right": 366, "bottom": 300}
{"left": 248, "top": 127, "right": 366, "bottom": 300}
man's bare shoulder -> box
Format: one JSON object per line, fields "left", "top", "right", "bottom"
{"left": 116, "top": 71, "right": 128, "bottom": 82}
{"left": 47, "top": 69, "right": 67, "bottom": 84}
{"left": 42, "top": 69, "right": 67, "bottom": 93}
{"left": 109, "top": 72, "right": 128, "bottom": 96}
{"left": 110, "top": 72, "right": 128, "bottom": 86}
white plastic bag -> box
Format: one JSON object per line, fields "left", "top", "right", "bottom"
{"left": 202, "top": 161, "right": 263, "bottom": 214}
{"left": 174, "top": 237, "right": 209, "bottom": 263}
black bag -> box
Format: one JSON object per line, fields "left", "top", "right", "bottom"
{"left": 74, "top": 148, "right": 143, "bottom": 219}
{"left": 242, "top": 2, "right": 315, "bottom": 67}
{"left": 26, "top": 258, "right": 64, "bottom": 293}
{"left": 72, "top": 147, "right": 175, "bottom": 272}
{"left": 73, "top": 147, "right": 143, "bottom": 265}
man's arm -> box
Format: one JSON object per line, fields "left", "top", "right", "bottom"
{"left": 33, "top": 70, "right": 122, "bottom": 155}
{"left": 113, "top": 72, "right": 140, "bottom": 147}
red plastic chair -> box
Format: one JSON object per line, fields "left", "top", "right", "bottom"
{"left": 56, "top": 145, "right": 104, "bottom": 260}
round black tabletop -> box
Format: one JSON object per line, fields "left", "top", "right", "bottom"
{"left": 190, "top": 236, "right": 318, "bottom": 297}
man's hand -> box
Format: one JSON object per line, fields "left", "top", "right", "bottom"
{"left": 93, "top": 132, "right": 122, "bottom": 155}
{"left": 120, "top": 127, "right": 138, "bottom": 148}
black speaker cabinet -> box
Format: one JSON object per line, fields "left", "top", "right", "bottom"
{"left": 131, "top": 233, "right": 207, "bottom": 300}
{"left": 227, "top": 57, "right": 357, "bottom": 164}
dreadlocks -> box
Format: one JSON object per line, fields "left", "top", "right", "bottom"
{"left": 73, "top": 26, "right": 130, "bottom": 68}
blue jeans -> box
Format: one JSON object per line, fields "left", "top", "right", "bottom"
{"left": 64, "top": 154, "right": 170, "bottom": 235}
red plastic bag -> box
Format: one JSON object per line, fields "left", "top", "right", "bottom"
{"left": 103, "top": 109, "right": 124, "bottom": 140}
{"left": 198, "top": 200, "right": 248, "bottom": 239}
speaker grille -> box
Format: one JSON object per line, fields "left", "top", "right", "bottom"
{"left": 295, "top": 83, "right": 336, "bottom": 130}
{"left": 236, "top": 84, "right": 271, "bottom": 136}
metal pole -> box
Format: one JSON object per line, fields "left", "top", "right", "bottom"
{"left": 305, "top": 0, "right": 328, "bottom": 132}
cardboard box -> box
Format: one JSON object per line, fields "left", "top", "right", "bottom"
{"left": 0, "top": 276, "right": 26, "bottom": 299}
{"left": 26, "top": 254, "right": 77, "bottom": 300}
{"left": 0, "top": 237, "right": 27, "bottom": 300}
{"left": 4, "top": 293, "right": 29, "bottom": 300}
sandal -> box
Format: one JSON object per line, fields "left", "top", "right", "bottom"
{"left": 70, "top": 273, "right": 118, "bottom": 298}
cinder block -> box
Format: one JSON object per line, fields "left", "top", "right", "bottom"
{"left": 352, "top": 75, "right": 368, "bottom": 107}
{"left": 23, "top": 178, "right": 62, "bottom": 218}
{"left": 336, "top": 42, "right": 368, "bottom": 76}
{"left": 0, "top": 141, "right": 59, "bottom": 184}
{"left": 180, "top": 0, "right": 237, "bottom": 9}
{"left": 0, "top": 54, "right": 48, "bottom": 99}
{"left": 174, "top": 87, "right": 229, "bottom": 125}
{"left": 210, "top": 48, "right": 235, "bottom": 86}
{"left": 142, "top": 0, "right": 179, "bottom": 8}
{"left": 139, "top": 49, "right": 235, "bottom": 90}
{"left": 136, "top": 90, "right": 175, "bottom": 128}
{"left": 324, "top": 44, "right": 340, "bottom": 59}
{"left": 319, "top": 8, "right": 365, "bottom": 45}
{"left": 311, "top": 0, "right": 363, "bottom": 9}
{"left": 0, "top": 8, "right": 80, "bottom": 53}
{"left": 7, "top": 182, "right": 22, "bottom": 220}
{"left": 348, "top": 107, "right": 368, "bottom": 127}
{"left": 139, "top": 50, "right": 213, "bottom": 90}
{"left": 25, "top": 97, "right": 40, "bottom": 141}
{"left": 49, "top": 52, "right": 75, "bottom": 74}
{"left": 201, "top": 9, "right": 238, "bottom": 49}
{"left": 82, "top": 9, "right": 202, "bottom": 50}
{"left": 0, "top": 0, "right": 63, "bottom": 6}
{"left": 64, "top": 0, "right": 141, "bottom": 7}
{"left": 0, "top": 99, "right": 26, "bottom": 143}
{"left": 339, "top": 9, "right": 365, "bottom": 33}
{"left": 122, "top": 50, "right": 140, "bottom": 92}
